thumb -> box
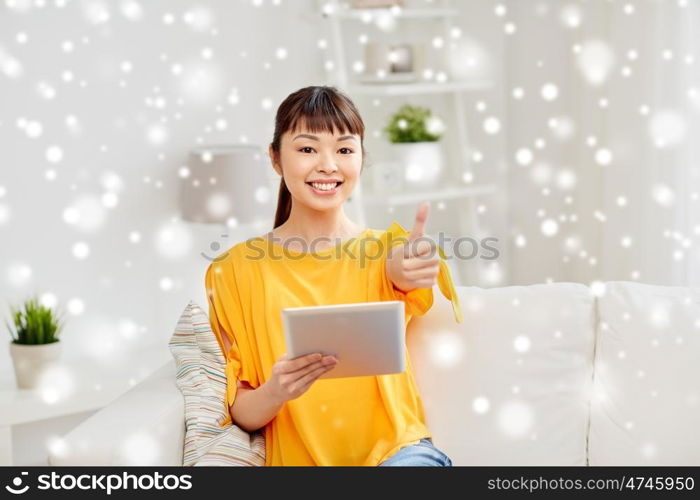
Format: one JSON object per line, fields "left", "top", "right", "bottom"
{"left": 409, "top": 202, "right": 430, "bottom": 242}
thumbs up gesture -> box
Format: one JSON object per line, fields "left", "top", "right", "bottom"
{"left": 386, "top": 202, "right": 441, "bottom": 293}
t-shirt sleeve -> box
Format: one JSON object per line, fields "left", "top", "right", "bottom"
{"left": 390, "top": 284, "right": 434, "bottom": 318}
{"left": 379, "top": 222, "right": 463, "bottom": 323}
{"left": 204, "top": 259, "right": 258, "bottom": 427}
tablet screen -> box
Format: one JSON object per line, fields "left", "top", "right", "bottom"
{"left": 282, "top": 301, "right": 406, "bottom": 379}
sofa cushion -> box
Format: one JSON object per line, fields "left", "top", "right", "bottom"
{"left": 407, "top": 282, "right": 595, "bottom": 465}
{"left": 589, "top": 281, "right": 700, "bottom": 465}
{"left": 168, "top": 301, "right": 265, "bottom": 466}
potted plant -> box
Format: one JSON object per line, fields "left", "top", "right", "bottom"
{"left": 6, "top": 296, "right": 65, "bottom": 389}
{"left": 383, "top": 103, "right": 446, "bottom": 189}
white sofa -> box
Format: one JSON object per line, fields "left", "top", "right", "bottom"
{"left": 48, "top": 281, "right": 700, "bottom": 466}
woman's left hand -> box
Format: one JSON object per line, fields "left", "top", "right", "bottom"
{"left": 385, "top": 202, "right": 440, "bottom": 293}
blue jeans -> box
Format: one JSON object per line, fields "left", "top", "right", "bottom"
{"left": 378, "top": 438, "right": 453, "bottom": 466}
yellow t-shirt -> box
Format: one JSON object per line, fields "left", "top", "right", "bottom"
{"left": 204, "top": 221, "right": 462, "bottom": 466}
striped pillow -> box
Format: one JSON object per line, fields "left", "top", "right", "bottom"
{"left": 168, "top": 301, "right": 265, "bottom": 466}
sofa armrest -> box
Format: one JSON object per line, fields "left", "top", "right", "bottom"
{"left": 48, "top": 359, "right": 185, "bottom": 466}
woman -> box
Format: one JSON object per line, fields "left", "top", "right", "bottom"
{"left": 205, "top": 85, "right": 462, "bottom": 466}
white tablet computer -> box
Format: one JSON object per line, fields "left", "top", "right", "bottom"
{"left": 281, "top": 301, "right": 406, "bottom": 379}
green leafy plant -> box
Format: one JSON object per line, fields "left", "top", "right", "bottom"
{"left": 6, "top": 296, "right": 64, "bottom": 345}
{"left": 383, "top": 104, "right": 444, "bottom": 143}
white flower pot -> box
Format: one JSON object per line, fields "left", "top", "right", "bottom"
{"left": 390, "top": 141, "right": 444, "bottom": 189}
{"left": 9, "top": 341, "right": 62, "bottom": 389}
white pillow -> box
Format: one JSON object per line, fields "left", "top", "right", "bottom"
{"left": 589, "top": 281, "right": 700, "bottom": 465}
{"left": 408, "top": 282, "right": 595, "bottom": 465}
{"left": 169, "top": 301, "right": 265, "bottom": 466}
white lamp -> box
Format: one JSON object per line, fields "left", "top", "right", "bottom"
{"left": 180, "top": 144, "right": 274, "bottom": 229}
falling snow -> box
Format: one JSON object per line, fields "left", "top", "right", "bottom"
{"left": 0, "top": 0, "right": 698, "bottom": 466}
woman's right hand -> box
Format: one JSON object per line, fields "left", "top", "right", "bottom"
{"left": 263, "top": 352, "right": 338, "bottom": 405}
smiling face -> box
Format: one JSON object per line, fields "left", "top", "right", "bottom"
{"left": 269, "top": 122, "right": 363, "bottom": 212}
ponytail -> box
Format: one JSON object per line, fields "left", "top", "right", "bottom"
{"left": 273, "top": 177, "right": 292, "bottom": 229}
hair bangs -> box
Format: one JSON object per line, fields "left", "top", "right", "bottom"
{"left": 286, "top": 91, "right": 364, "bottom": 139}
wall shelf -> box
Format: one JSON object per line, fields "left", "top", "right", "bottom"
{"left": 348, "top": 79, "right": 494, "bottom": 96}
{"left": 321, "top": 0, "right": 495, "bottom": 285}
{"left": 324, "top": 7, "right": 459, "bottom": 20}
{"left": 363, "top": 183, "right": 496, "bottom": 206}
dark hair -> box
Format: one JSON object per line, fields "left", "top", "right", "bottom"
{"left": 270, "top": 85, "right": 366, "bottom": 228}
